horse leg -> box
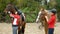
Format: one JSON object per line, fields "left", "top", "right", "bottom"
{"left": 44, "top": 23, "right": 48, "bottom": 34}
{"left": 44, "top": 19, "right": 48, "bottom": 34}
{"left": 21, "top": 22, "right": 26, "bottom": 34}
{"left": 40, "top": 19, "right": 44, "bottom": 27}
{"left": 18, "top": 26, "right": 21, "bottom": 34}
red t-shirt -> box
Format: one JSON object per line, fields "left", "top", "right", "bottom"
{"left": 10, "top": 14, "right": 20, "bottom": 25}
{"left": 48, "top": 14, "right": 56, "bottom": 28}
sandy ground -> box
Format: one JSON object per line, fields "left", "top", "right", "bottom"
{"left": 0, "top": 22, "right": 60, "bottom": 34}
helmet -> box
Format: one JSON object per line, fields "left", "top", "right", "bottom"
{"left": 51, "top": 8, "right": 57, "bottom": 14}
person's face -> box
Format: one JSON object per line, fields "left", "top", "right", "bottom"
{"left": 51, "top": 12, "right": 54, "bottom": 15}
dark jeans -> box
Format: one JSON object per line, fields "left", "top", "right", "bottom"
{"left": 48, "top": 28, "right": 54, "bottom": 34}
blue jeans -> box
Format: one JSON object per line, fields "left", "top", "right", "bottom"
{"left": 12, "top": 25, "right": 18, "bottom": 34}
{"left": 48, "top": 28, "right": 54, "bottom": 34}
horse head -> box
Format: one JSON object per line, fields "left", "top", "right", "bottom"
{"left": 4, "top": 3, "right": 16, "bottom": 14}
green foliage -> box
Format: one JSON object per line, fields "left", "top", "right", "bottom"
{"left": 0, "top": 0, "right": 17, "bottom": 22}
{"left": 0, "top": 0, "right": 60, "bottom": 22}
{"left": 56, "top": 0, "right": 60, "bottom": 22}
{"left": 48, "top": 0, "right": 57, "bottom": 9}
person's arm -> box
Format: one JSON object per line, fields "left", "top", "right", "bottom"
{"left": 45, "top": 16, "right": 48, "bottom": 22}
{"left": 9, "top": 13, "right": 14, "bottom": 18}
{"left": 48, "top": 17, "right": 55, "bottom": 24}
{"left": 7, "top": 11, "right": 14, "bottom": 17}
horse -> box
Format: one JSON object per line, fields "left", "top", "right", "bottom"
{"left": 4, "top": 3, "right": 26, "bottom": 34}
{"left": 39, "top": 9, "right": 49, "bottom": 34}
{"left": 36, "top": 8, "right": 50, "bottom": 34}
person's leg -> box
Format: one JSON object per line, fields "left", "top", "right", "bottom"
{"left": 48, "top": 28, "right": 54, "bottom": 34}
{"left": 12, "top": 26, "right": 18, "bottom": 34}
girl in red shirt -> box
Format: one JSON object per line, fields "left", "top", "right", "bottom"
{"left": 9, "top": 11, "right": 20, "bottom": 34}
{"left": 48, "top": 9, "right": 57, "bottom": 34}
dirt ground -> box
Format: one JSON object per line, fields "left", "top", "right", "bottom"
{"left": 0, "top": 22, "right": 60, "bottom": 34}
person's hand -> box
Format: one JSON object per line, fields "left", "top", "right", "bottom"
{"left": 45, "top": 16, "right": 48, "bottom": 22}
{"left": 10, "top": 14, "right": 14, "bottom": 17}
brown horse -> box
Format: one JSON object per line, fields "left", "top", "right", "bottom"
{"left": 39, "top": 8, "right": 48, "bottom": 34}
{"left": 4, "top": 3, "right": 26, "bottom": 34}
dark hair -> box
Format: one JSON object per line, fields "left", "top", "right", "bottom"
{"left": 51, "top": 11, "right": 56, "bottom": 15}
